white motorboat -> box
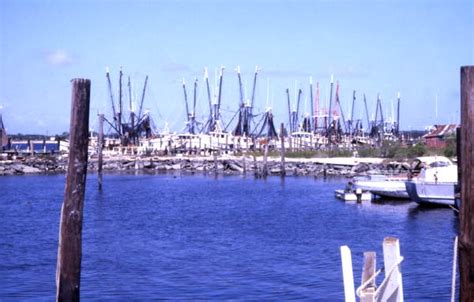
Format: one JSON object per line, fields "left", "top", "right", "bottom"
{"left": 335, "top": 188, "right": 372, "bottom": 202}
{"left": 353, "top": 156, "right": 454, "bottom": 199}
{"left": 405, "top": 164, "right": 457, "bottom": 206}
{"left": 352, "top": 174, "right": 410, "bottom": 198}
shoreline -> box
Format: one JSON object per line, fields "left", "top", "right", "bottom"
{"left": 0, "top": 153, "right": 405, "bottom": 177}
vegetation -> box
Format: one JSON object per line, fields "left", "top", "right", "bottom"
{"left": 250, "top": 138, "right": 456, "bottom": 160}
{"left": 10, "top": 132, "right": 69, "bottom": 141}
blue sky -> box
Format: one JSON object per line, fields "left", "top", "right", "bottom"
{"left": 0, "top": 0, "right": 473, "bottom": 135}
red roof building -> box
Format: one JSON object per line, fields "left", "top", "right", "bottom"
{"left": 423, "top": 124, "right": 458, "bottom": 149}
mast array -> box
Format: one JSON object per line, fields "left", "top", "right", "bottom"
{"left": 101, "top": 65, "right": 403, "bottom": 150}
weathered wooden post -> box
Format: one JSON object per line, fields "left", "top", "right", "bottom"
{"left": 29, "top": 139, "right": 34, "bottom": 156}
{"left": 460, "top": 65, "right": 474, "bottom": 301}
{"left": 98, "top": 114, "right": 104, "bottom": 190}
{"left": 288, "top": 135, "right": 293, "bottom": 152}
{"left": 262, "top": 141, "right": 269, "bottom": 178}
{"left": 56, "top": 78, "right": 91, "bottom": 302}
{"left": 225, "top": 134, "right": 229, "bottom": 154}
{"left": 280, "top": 123, "right": 286, "bottom": 177}
{"left": 213, "top": 150, "right": 218, "bottom": 174}
{"left": 199, "top": 136, "right": 202, "bottom": 155}
{"left": 360, "top": 252, "right": 376, "bottom": 302}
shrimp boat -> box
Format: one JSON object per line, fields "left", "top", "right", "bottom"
{"left": 352, "top": 156, "right": 454, "bottom": 199}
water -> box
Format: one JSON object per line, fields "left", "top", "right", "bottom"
{"left": 0, "top": 173, "right": 458, "bottom": 300}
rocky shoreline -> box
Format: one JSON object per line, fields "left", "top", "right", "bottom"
{"left": 0, "top": 153, "right": 409, "bottom": 177}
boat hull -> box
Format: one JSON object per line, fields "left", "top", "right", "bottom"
{"left": 353, "top": 178, "right": 409, "bottom": 199}
{"left": 405, "top": 181, "right": 456, "bottom": 206}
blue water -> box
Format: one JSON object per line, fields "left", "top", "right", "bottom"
{"left": 0, "top": 173, "right": 458, "bottom": 300}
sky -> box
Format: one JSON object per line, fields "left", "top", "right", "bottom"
{"left": 0, "top": 0, "right": 473, "bottom": 135}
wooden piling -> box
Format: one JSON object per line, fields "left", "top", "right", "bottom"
{"left": 280, "top": 123, "right": 286, "bottom": 177}
{"left": 56, "top": 79, "right": 91, "bottom": 302}
{"left": 460, "top": 66, "right": 474, "bottom": 301}
{"left": 213, "top": 150, "right": 218, "bottom": 174}
{"left": 360, "top": 252, "right": 376, "bottom": 302}
{"left": 29, "top": 139, "right": 34, "bottom": 156}
{"left": 98, "top": 114, "right": 104, "bottom": 190}
{"left": 262, "top": 142, "right": 269, "bottom": 178}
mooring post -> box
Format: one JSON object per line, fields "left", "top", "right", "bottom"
{"left": 98, "top": 114, "right": 104, "bottom": 190}
{"left": 460, "top": 65, "right": 474, "bottom": 301}
{"left": 29, "top": 139, "right": 34, "bottom": 156}
{"left": 56, "top": 79, "right": 91, "bottom": 301}
{"left": 213, "top": 150, "right": 218, "bottom": 174}
{"left": 262, "top": 141, "right": 269, "bottom": 178}
{"left": 280, "top": 123, "right": 286, "bottom": 177}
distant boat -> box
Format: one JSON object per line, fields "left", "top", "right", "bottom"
{"left": 352, "top": 156, "right": 454, "bottom": 199}
{"left": 405, "top": 163, "right": 457, "bottom": 206}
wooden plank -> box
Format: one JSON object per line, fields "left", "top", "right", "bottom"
{"left": 460, "top": 65, "right": 474, "bottom": 301}
{"left": 360, "top": 251, "right": 376, "bottom": 302}
{"left": 340, "top": 245, "right": 356, "bottom": 302}
{"left": 379, "top": 237, "right": 403, "bottom": 302}
{"left": 56, "top": 78, "right": 91, "bottom": 302}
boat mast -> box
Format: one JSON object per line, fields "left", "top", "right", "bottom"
{"left": 363, "top": 94, "right": 370, "bottom": 135}
{"left": 215, "top": 66, "right": 224, "bottom": 130}
{"left": 138, "top": 75, "right": 148, "bottom": 123}
{"left": 192, "top": 77, "right": 198, "bottom": 134}
{"left": 315, "top": 82, "right": 320, "bottom": 133}
{"left": 328, "top": 75, "right": 334, "bottom": 134}
{"left": 204, "top": 68, "right": 213, "bottom": 133}
{"left": 286, "top": 88, "right": 292, "bottom": 133}
{"left": 350, "top": 90, "right": 356, "bottom": 136}
{"left": 296, "top": 88, "right": 302, "bottom": 131}
{"left": 335, "top": 81, "right": 347, "bottom": 134}
{"left": 309, "top": 77, "right": 314, "bottom": 132}
{"left": 396, "top": 92, "right": 401, "bottom": 136}
{"left": 249, "top": 66, "right": 259, "bottom": 133}
{"left": 127, "top": 76, "right": 135, "bottom": 142}
{"left": 106, "top": 67, "right": 119, "bottom": 133}
{"left": 182, "top": 78, "right": 191, "bottom": 132}
{"left": 118, "top": 67, "right": 123, "bottom": 136}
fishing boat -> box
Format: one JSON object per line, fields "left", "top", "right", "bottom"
{"left": 352, "top": 156, "right": 454, "bottom": 199}
{"left": 405, "top": 163, "right": 457, "bottom": 206}
{"left": 335, "top": 188, "right": 372, "bottom": 202}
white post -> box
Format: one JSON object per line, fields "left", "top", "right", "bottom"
{"left": 341, "top": 245, "right": 356, "bottom": 302}
{"left": 451, "top": 236, "right": 458, "bottom": 302}
{"left": 380, "top": 237, "right": 404, "bottom": 302}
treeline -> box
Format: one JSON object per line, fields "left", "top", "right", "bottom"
{"left": 10, "top": 132, "right": 69, "bottom": 141}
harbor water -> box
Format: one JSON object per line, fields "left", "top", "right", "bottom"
{"left": 0, "top": 173, "right": 458, "bottom": 300}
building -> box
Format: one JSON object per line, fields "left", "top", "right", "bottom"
{"left": 423, "top": 124, "right": 458, "bottom": 149}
